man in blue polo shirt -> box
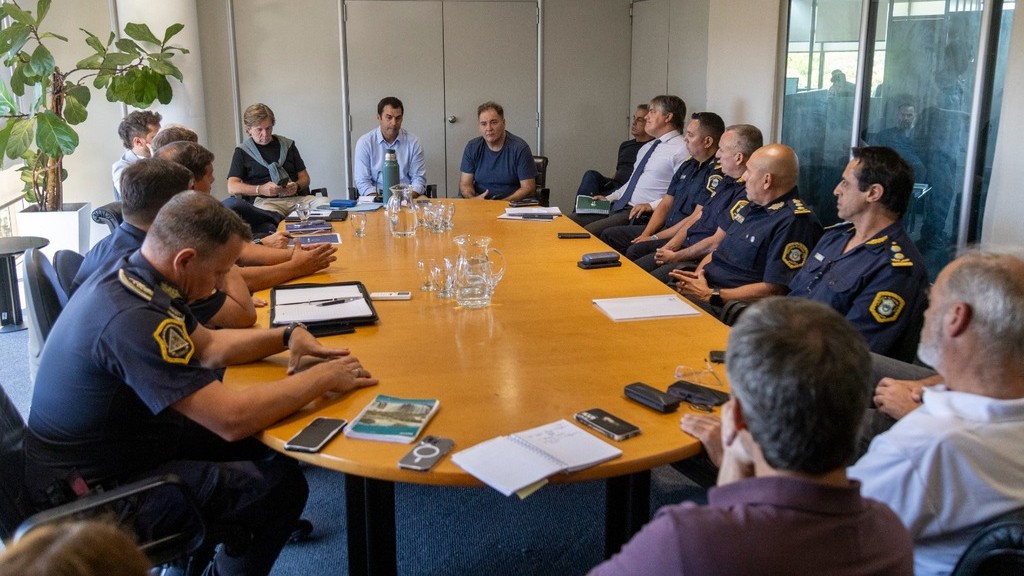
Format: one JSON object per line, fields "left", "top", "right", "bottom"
{"left": 789, "top": 146, "right": 928, "bottom": 360}
{"left": 671, "top": 144, "right": 822, "bottom": 315}
{"left": 459, "top": 101, "right": 536, "bottom": 202}
{"left": 353, "top": 96, "right": 427, "bottom": 197}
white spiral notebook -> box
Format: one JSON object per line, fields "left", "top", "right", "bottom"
{"left": 452, "top": 419, "right": 621, "bottom": 497}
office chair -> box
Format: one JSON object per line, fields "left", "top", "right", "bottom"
{"left": 1, "top": 384, "right": 212, "bottom": 571}
{"left": 533, "top": 155, "right": 550, "bottom": 207}
{"left": 52, "top": 250, "right": 85, "bottom": 298}
{"left": 91, "top": 201, "right": 124, "bottom": 233}
{"left": 951, "top": 508, "right": 1024, "bottom": 576}
{"left": 23, "top": 248, "right": 67, "bottom": 379}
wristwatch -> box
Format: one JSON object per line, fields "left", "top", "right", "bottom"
{"left": 283, "top": 322, "right": 307, "bottom": 346}
{"left": 709, "top": 288, "right": 724, "bottom": 307}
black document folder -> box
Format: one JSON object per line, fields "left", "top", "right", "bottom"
{"left": 270, "top": 281, "right": 378, "bottom": 336}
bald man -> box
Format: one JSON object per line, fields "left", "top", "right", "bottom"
{"left": 671, "top": 144, "right": 822, "bottom": 315}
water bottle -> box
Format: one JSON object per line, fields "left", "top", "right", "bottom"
{"left": 381, "top": 149, "right": 399, "bottom": 205}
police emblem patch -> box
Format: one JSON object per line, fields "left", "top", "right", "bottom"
{"left": 730, "top": 200, "right": 749, "bottom": 222}
{"left": 870, "top": 291, "right": 905, "bottom": 323}
{"left": 153, "top": 318, "right": 195, "bottom": 364}
{"left": 782, "top": 242, "right": 809, "bottom": 269}
{"left": 706, "top": 174, "right": 723, "bottom": 195}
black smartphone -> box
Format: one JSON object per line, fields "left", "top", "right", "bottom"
{"left": 577, "top": 260, "right": 623, "bottom": 270}
{"left": 284, "top": 417, "right": 348, "bottom": 453}
{"left": 709, "top": 350, "right": 726, "bottom": 363}
{"left": 575, "top": 409, "right": 641, "bottom": 441}
{"left": 558, "top": 232, "right": 591, "bottom": 239}
{"left": 398, "top": 436, "right": 455, "bottom": 471}
{"left": 508, "top": 198, "right": 540, "bottom": 207}
{"left": 581, "top": 251, "right": 621, "bottom": 264}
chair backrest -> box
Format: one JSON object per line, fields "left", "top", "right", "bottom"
{"left": 91, "top": 201, "right": 124, "bottom": 233}
{"left": 533, "top": 155, "right": 550, "bottom": 207}
{"left": 24, "top": 249, "right": 67, "bottom": 377}
{"left": 952, "top": 508, "right": 1024, "bottom": 576}
{"left": 0, "top": 385, "right": 31, "bottom": 541}
{"left": 53, "top": 250, "right": 85, "bottom": 298}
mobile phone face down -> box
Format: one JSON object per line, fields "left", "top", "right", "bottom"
{"left": 575, "top": 409, "right": 641, "bottom": 441}
{"left": 558, "top": 232, "right": 591, "bottom": 239}
{"left": 709, "top": 350, "right": 726, "bottom": 364}
{"left": 398, "top": 436, "right": 455, "bottom": 471}
{"left": 581, "top": 251, "right": 620, "bottom": 264}
{"left": 284, "top": 417, "right": 348, "bottom": 453}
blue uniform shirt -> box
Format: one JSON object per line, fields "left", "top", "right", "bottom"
{"left": 704, "top": 188, "right": 823, "bottom": 289}
{"left": 460, "top": 131, "right": 537, "bottom": 199}
{"left": 685, "top": 175, "right": 747, "bottom": 245}
{"left": 789, "top": 221, "right": 929, "bottom": 357}
{"left": 28, "top": 251, "right": 219, "bottom": 484}
{"left": 663, "top": 157, "right": 723, "bottom": 229}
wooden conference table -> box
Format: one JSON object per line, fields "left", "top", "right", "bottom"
{"left": 224, "top": 201, "right": 731, "bottom": 575}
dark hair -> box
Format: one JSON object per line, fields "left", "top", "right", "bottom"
{"left": 377, "top": 97, "right": 404, "bottom": 115}
{"left": 850, "top": 146, "right": 914, "bottom": 217}
{"left": 726, "top": 297, "right": 871, "bottom": 474}
{"left": 119, "top": 158, "right": 193, "bottom": 225}
{"left": 649, "top": 95, "right": 687, "bottom": 130}
{"left": 691, "top": 112, "right": 725, "bottom": 142}
{"left": 117, "top": 111, "right": 161, "bottom": 149}
{"left": 147, "top": 192, "right": 252, "bottom": 256}
{"left": 150, "top": 125, "right": 198, "bottom": 151}
{"left": 477, "top": 101, "right": 504, "bottom": 119}
{"left": 726, "top": 124, "right": 764, "bottom": 156}
{"left": 636, "top": 103, "right": 650, "bottom": 112}
{"left": 155, "top": 141, "right": 215, "bottom": 182}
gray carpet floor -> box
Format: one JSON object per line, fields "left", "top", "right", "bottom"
{"left": 2, "top": 320, "right": 706, "bottom": 575}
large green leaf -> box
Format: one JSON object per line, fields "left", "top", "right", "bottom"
{"left": 92, "top": 70, "right": 113, "bottom": 89}
{"left": 0, "top": 80, "right": 17, "bottom": 115}
{"left": 114, "top": 38, "right": 141, "bottom": 57}
{"left": 38, "top": 32, "right": 67, "bottom": 42}
{"left": 0, "top": 121, "right": 13, "bottom": 158}
{"left": 147, "top": 57, "right": 182, "bottom": 82}
{"left": 63, "top": 85, "right": 91, "bottom": 125}
{"left": 0, "top": 22, "right": 30, "bottom": 55}
{"left": 155, "top": 74, "right": 173, "bottom": 104}
{"left": 124, "top": 22, "right": 160, "bottom": 45}
{"left": 82, "top": 30, "right": 105, "bottom": 54}
{"left": 162, "top": 23, "right": 185, "bottom": 45}
{"left": 10, "top": 63, "right": 27, "bottom": 96}
{"left": 75, "top": 53, "right": 104, "bottom": 69}
{"left": 132, "top": 69, "right": 158, "bottom": 106}
{"left": 2, "top": 3, "right": 35, "bottom": 26}
{"left": 6, "top": 116, "right": 35, "bottom": 158}
{"left": 29, "top": 44, "right": 54, "bottom": 77}
{"left": 37, "top": 0, "right": 51, "bottom": 22}
{"left": 35, "top": 110, "right": 77, "bottom": 156}
{"left": 101, "top": 52, "right": 136, "bottom": 68}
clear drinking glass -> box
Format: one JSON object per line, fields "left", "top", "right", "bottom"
{"left": 350, "top": 212, "right": 367, "bottom": 237}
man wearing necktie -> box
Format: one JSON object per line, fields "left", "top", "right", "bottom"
{"left": 570, "top": 95, "right": 690, "bottom": 236}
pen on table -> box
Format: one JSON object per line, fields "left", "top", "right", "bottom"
{"left": 521, "top": 213, "right": 556, "bottom": 220}
{"left": 278, "top": 296, "right": 362, "bottom": 306}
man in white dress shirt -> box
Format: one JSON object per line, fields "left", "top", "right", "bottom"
{"left": 352, "top": 96, "right": 426, "bottom": 197}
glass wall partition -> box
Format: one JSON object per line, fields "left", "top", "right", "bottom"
{"left": 781, "top": 0, "right": 1015, "bottom": 278}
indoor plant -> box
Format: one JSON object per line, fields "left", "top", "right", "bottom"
{"left": 0, "top": 0, "right": 188, "bottom": 212}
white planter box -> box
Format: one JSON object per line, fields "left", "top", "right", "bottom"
{"left": 15, "top": 202, "right": 93, "bottom": 260}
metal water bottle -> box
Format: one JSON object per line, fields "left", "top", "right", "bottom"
{"left": 381, "top": 149, "right": 399, "bottom": 205}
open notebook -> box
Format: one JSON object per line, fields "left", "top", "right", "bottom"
{"left": 270, "top": 282, "right": 378, "bottom": 335}
{"left": 452, "top": 419, "right": 621, "bottom": 497}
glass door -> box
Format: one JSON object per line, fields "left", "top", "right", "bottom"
{"left": 780, "top": 0, "right": 1015, "bottom": 278}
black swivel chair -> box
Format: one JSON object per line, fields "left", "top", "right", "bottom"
{"left": 533, "top": 155, "right": 551, "bottom": 207}
{"left": 1, "top": 384, "right": 211, "bottom": 571}
{"left": 91, "top": 201, "right": 124, "bottom": 233}
{"left": 52, "top": 250, "right": 85, "bottom": 298}
{"left": 23, "top": 248, "right": 67, "bottom": 379}
{"left": 951, "top": 508, "right": 1024, "bottom": 576}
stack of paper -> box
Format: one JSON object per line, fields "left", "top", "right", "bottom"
{"left": 592, "top": 295, "right": 701, "bottom": 321}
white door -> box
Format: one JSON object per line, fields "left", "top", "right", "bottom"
{"left": 346, "top": 0, "right": 538, "bottom": 197}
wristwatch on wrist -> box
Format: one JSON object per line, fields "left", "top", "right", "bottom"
{"left": 283, "top": 322, "right": 307, "bottom": 346}
{"left": 709, "top": 288, "right": 724, "bottom": 307}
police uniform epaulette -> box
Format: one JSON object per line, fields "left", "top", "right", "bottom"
{"left": 889, "top": 242, "right": 914, "bottom": 267}
{"left": 118, "top": 268, "right": 186, "bottom": 321}
{"left": 790, "top": 198, "right": 813, "bottom": 215}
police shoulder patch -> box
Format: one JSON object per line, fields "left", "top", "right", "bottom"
{"left": 870, "top": 291, "right": 905, "bottom": 323}
{"left": 782, "top": 242, "right": 809, "bottom": 269}
{"left": 730, "top": 199, "right": 749, "bottom": 221}
{"left": 706, "top": 173, "right": 723, "bottom": 195}
{"left": 153, "top": 318, "right": 195, "bottom": 364}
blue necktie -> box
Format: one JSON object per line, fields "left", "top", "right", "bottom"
{"left": 613, "top": 139, "right": 661, "bottom": 212}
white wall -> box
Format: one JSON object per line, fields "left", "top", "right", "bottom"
{"left": 981, "top": 10, "right": 1024, "bottom": 248}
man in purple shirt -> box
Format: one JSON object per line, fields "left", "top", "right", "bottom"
{"left": 590, "top": 297, "right": 913, "bottom": 576}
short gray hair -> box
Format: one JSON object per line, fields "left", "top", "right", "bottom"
{"left": 943, "top": 249, "right": 1024, "bottom": 361}
{"left": 726, "top": 297, "right": 871, "bottom": 474}
{"left": 725, "top": 124, "right": 764, "bottom": 157}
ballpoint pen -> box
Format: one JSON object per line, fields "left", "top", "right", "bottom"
{"left": 278, "top": 296, "right": 362, "bottom": 306}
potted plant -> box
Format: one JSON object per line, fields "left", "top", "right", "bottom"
{"left": 0, "top": 0, "right": 188, "bottom": 217}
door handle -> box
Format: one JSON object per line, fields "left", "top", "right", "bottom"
{"left": 447, "top": 115, "right": 457, "bottom": 124}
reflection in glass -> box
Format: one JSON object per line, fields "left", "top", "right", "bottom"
{"left": 781, "top": 0, "right": 1015, "bottom": 279}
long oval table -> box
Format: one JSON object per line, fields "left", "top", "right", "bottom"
{"left": 224, "top": 200, "right": 730, "bottom": 575}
